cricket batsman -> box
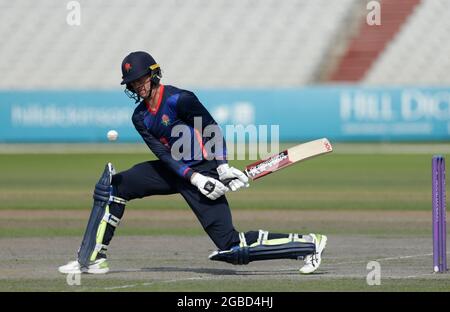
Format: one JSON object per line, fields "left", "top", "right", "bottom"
{"left": 58, "top": 51, "right": 327, "bottom": 275}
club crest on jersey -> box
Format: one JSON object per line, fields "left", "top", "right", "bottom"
{"left": 124, "top": 63, "right": 132, "bottom": 72}
{"left": 161, "top": 114, "right": 170, "bottom": 126}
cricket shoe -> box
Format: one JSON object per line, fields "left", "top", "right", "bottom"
{"left": 58, "top": 258, "right": 109, "bottom": 274}
{"left": 299, "top": 233, "right": 327, "bottom": 274}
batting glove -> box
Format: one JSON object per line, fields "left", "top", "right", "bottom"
{"left": 191, "top": 172, "right": 228, "bottom": 200}
{"left": 216, "top": 164, "right": 250, "bottom": 191}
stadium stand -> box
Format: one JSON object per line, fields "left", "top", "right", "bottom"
{"left": 364, "top": 0, "right": 450, "bottom": 85}
{"left": 329, "top": 0, "right": 422, "bottom": 82}
{"left": 0, "top": 0, "right": 358, "bottom": 89}
{"left": 2, "top": 0, "right": 446, "bottom": 88}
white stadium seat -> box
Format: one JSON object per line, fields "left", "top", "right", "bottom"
{"left": 0, "top": 0, "right": 358, "bottom": 89}
{"left": 364, "top": 0, "right": 450, "bottom": 85}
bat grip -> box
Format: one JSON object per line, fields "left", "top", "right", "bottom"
{"left": 221, "top": 177, "right": 235, "bottom": 187}
{"left": 220, "top": 170, "right": 249, "bottom": 187}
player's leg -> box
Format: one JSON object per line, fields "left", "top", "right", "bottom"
{"left": 59, "top": 161, "right": 178, "bottom": 274}
{"left": 298, "top": 233, "right": 327, "bottom": 274}
{"left": 208, "top": 229, "right": 326, "bottom": 267}
{"left": 59, "top": 162, "right": 121, "bottom": 274}
{"left": 177, "top": 163, "right": 325, "bottom": 272}
{"left": 180, "top": 185, "right": 321, "bottom": 266}
{"left": 97, "top": 160, "right": 179, "bottom": 254}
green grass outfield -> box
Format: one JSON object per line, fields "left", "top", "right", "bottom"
{"left": 0, "top": 146, "right": 441, "bottom": 212}
{"left": 0, "top": 143, "right": 449, "bottom": 292}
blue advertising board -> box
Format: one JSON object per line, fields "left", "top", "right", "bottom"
{"left": 0, "top": 86, "right": 449, "bottom": 142}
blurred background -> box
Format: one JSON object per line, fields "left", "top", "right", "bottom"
{"left": 1, "top": 0, "right": 449, "bottom": 143}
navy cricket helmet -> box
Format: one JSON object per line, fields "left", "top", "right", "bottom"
{"left": 121, "top": 51, "right": 162, "bottom": 102}
{"left": 121, "top": 51, "right": 161, "bottom": 85}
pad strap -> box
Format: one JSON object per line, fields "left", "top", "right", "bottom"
{"left": 257, "top": 230, "right": 269, "bottom": 244}
{"left": 94, "top": 243, "right": 108, "bottom": 253}
{"left": 109, "top": 195, "right": 127, "bottom": 205}
{"left": 239, "top": 232, "right": 247, "bottom": 247}
{"left": 102, "top": 212, "right": 121, "bottom": 227}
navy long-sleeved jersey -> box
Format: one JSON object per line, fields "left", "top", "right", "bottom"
{"left": 132, "top": 84, "right": 227, "bottom": 181}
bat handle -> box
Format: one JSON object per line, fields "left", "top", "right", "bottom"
{"left": 220, "top": 170, "right": 249, "bottom": 187}
{"left": 221, "top": 178, "right": 236, "bottom": 187}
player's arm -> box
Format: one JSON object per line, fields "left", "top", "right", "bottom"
{"left": 176, "top": 92, "right": 249, "bottom": 191}
{"left": 176, "top": 91, "right": 228, "bottom": 164}
{"left": 132, "top": 114, "right": 195, "bottom": 180}
{"left": 132, "top": 114, "right": 227, "bottom": 199}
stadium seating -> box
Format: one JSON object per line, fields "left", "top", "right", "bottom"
{"left": 3, "top": 0, "right": 447, "bottom": 88}
{"left": 0, "top": 0, "right": 358, "bottom": 89}
{"left": 329, "top": 0, "right": 421, "bottom": 82}
{"left": 364, "top": 0, "right": 450, "bottom": 85}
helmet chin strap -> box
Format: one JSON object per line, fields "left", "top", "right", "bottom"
{"left": 145, "top": 82, "right": 157, "bottom": 103}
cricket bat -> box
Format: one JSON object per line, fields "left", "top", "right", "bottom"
{"left": 223, "top": 138, "right": 333, "bottom": 185}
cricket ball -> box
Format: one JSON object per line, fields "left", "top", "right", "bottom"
{"left": 107, "top": 130, "right": 118, "bottom": 141}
